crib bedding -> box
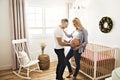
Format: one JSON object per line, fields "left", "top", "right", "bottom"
{"left": 82, "top": 49, "right": 114, "bottom": 61}
{"left": 79, "top": 43, "right": 115, "bottom": 65}
{"left": 82, "top": 43, "right": 115, "bottom": 61}
{"left": 81, "top": 56, "right": 115, "bottom": 66}
{"left": 86, "top": 43, "right": 110, "bottom": 52}
{"left": 71, "top": 43, "right": 115, "bottom": 78}
{"left": 71, "top": 56, "right": 115, "bottom": 78}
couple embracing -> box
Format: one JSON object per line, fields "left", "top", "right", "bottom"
{"left": 54, "top": 17, "right": 88, "bottom": 80}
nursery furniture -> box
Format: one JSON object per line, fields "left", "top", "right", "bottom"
{"left": 12, "top": 39, "right": 42, "bottom": 79}
{"left": 71, "top": 43, "right": 116, "bottom": 80}
{"left": 38, "top": 54, "right": 50, "bottom": 70}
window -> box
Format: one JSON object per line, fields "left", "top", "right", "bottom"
{"left": 25, "top": 5, "right": 68, "bottom": 36}
{"left": 26, "top": 7, "right": 42, "bottom": 28}
{"left": 25, "top": 1, "right": 68, "bottom": 61}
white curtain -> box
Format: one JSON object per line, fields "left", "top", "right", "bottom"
{"left": 9, "top": 0, "right": 27, "bottom": 70}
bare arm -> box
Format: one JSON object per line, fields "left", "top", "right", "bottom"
{"left": 63, "top": 30, "right": 73, "bottom": 38}
{"left": 56, "top": 37, "right": 70, "bottom": 46}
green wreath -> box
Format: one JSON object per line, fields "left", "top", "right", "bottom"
{"left": 99, "top": 16, "right": 113, "bottom": 33}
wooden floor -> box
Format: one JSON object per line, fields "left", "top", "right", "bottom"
{"left": 0, "top": 61, "right": 92, "bottom": 80}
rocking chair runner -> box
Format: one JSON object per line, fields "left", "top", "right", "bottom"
{"left": 12, "top": 39, "right": 42, "bottom": 79}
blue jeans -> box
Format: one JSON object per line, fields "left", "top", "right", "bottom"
{"left": 54, "top": 48, "right": 66, "bottom": 80}
{"left": 66, "top": 48, "right": 82, "bottom": 77}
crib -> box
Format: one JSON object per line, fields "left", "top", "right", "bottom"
{"left": 71, "top": 43, "right": 116, "bottom": 80}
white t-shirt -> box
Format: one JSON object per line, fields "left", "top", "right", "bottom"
{"left": 54, "top": 26, "right": 64, "bottom": 49}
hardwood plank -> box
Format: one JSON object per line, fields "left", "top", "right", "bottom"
{"left": 0, "top": 61, "right": 91, "bottom": 80}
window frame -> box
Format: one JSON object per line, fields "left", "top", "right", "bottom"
{"left": 25, "top": 5, "right": 68, "bottom": 35}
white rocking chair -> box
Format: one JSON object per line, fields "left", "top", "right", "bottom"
{"left": 12, "top": 39, "right": 42, "bottom": 79}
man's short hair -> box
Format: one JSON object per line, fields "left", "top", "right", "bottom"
{"left": 61, "top": 18, "right": 68, "bottom": 23}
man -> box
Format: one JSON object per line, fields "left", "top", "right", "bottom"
{"left": 54, "top": 18, "right": 70, "bottom": 80}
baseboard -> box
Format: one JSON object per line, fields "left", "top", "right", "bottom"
{"left": 0, "top": 64, "right": 12, "bottom": 70}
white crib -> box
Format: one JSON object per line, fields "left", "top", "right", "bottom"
{"left": 71, "top": 43, "right": 116, "bottom": 80}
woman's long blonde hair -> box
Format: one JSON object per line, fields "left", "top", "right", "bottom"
{"left": 73, "top": 17, "right": 84, "bottom": 30}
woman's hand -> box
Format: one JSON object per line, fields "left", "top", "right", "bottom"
{"left": 73, "top": 44, "right": 82, "bottom": 51}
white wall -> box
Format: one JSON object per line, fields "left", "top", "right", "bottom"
{"left": 70, "top": 0, "right": 120, "bottom": 67}
{"left": 86, "top": 0, "right": 120, "bottom": 47}
{"left": 28, "top": 34, "right": 58, "bottom": 62}
{"left": 0, "top": 0, "right": 12, "bottom": 70}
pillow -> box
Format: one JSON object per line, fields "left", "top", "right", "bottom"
{"left": 19, "top": 50, "right": 30, "bottom": 65}
{"left": 112, "top": 67, "right": 120, "bottom": 80}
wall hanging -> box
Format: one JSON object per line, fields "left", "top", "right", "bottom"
{"left": 99, "top": 16, "right": 113, "bottom": 33}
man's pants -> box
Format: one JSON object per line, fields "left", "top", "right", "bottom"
{"left": 54, "top": 48, "right": 66, "bottom": 80}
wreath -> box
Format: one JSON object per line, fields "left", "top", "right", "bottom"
{"left": 99, "top": 16, "right": 113, "bottom": 33}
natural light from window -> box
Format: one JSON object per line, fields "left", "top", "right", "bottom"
{"left": 25, "top": 3, "right": 68, "bottom": 36}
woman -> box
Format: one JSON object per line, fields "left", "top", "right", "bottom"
{"left": 64, "top": 18, "right": 88, "bottom": 80}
